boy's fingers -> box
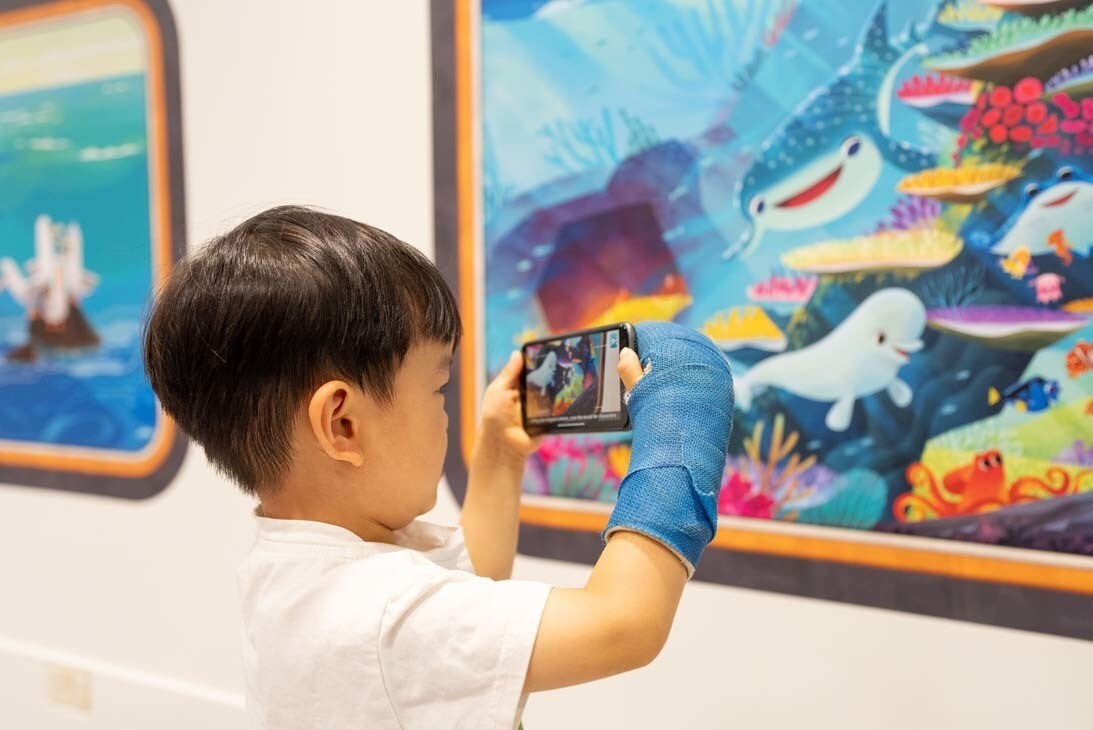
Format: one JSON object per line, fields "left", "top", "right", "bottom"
{"left": 617, "top": 347, "right": 644, "bottom": 391}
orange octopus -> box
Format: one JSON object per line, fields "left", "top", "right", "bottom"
{"left": 893, "top": 450, "right": 1093, "bottom": 522}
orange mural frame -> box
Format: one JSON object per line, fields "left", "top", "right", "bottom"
{"left": 0, "top": 0, "right": 182, "bottom": 486}
{"left": 449, "top": 0, "right": 1093, "bottom": 598}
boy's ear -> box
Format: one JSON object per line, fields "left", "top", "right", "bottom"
{"left": 308, "top": 380, "right": 365, "bottom": 467}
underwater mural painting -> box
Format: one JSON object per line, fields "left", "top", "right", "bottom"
{"left": 432, "top": 0, "right": 1093, "bottom": 637}
{"left": 0, "top": 0, "right": 186, "bottom": 498}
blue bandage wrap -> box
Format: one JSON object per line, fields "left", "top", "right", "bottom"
{"left": 603, "top": 322, "right": 734, "bottom": 577}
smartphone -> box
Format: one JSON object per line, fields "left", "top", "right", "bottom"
{"left": 520, "top": 322, "right": 636, "bottom": 435}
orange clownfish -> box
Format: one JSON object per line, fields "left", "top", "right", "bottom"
{"left": 1066, "top": 341, "right": 1092, "bottom": 378}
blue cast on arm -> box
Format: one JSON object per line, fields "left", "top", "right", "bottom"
{"left": 602, "top": 321, "right": 735, "bottom": 578}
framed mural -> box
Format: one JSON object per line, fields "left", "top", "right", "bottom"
{"left": 432, "top": 0, "right": 1093, "bottom": 638}
{"left": 0, "top": 0, "right": 186, "bottom": 498}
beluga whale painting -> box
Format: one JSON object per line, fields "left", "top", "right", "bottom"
{"left": 734, "top": 288, "right": 927, "bottom": 431}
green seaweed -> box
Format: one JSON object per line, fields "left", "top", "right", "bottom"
{"left": 929, "top": 6, "right": 1093, "bottom": 66}
{"left": 915, "top": 259, "right": 987, "bottom": 309}
{"left": 619, "top": 108, "right": 660, "bottom": 156}
{"left": 789, "top": 469, "right": 887, "bottom": 529}
{"left": 546, "top": 458, "right": 616, "bottom": 502}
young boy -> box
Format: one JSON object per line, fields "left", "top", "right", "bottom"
{"left": 143, "top": 206, "right": 734, "bottom": 729}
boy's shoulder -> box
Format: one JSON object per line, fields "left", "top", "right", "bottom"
{"left": 238, "top": 515, "right": 480, "bottom": 639}
{"left": 241, "top": 514, "right": 475, "bottom": 582}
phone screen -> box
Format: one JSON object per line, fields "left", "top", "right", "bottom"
{"left": 522, "top": 325, "right": 627, "bottom": 432}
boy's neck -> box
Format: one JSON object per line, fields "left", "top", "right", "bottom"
{"left": 257, "top": 490, "right": 400, "bottom": 545}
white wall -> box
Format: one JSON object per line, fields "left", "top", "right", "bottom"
{"left": 2, "top": 1, "right": 1091, "bottom": 727}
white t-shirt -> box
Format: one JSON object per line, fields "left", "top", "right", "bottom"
{"left": 237, "top": 514, "right": 552, "bottom": 730}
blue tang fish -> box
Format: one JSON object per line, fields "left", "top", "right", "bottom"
{"left": 988, "top": 376, "right": 1061, "bottom": 413}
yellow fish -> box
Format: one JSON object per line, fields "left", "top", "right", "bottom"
{"left": 1000, "top": 247, "right": 1031, "bottom": 279}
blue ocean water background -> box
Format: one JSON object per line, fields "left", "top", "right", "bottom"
{"left": 480, "top": 0, "right": 948, "bottom": 368}
{"left": 0, "top": 73, "right": 157, "bottom": 452}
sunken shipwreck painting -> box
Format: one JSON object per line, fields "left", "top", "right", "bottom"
{"left": 481, "top": 0, "right": 1093, "bottom": 556}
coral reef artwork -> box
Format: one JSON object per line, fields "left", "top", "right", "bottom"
{"left": 478, "top": 0, "right": 1093, "bottom": 562}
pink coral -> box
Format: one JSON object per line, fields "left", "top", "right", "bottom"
{"left": 536, "top": 435, "right": 603, "bottom": 466}
{"left": 746, "top": 273, "right": 818, "bottom": 306}
{"left": 717, "top": 472, "right": 775, "bottom": 518}
{"left": 897, "top": 73, "right": 973, "bottom": 103}
{"left": 526, "top": 436, "right": 619, "bottom": 500}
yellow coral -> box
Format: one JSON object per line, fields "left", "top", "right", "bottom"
{"left": 938, "top": 2, "right": 1002, "bottom": 25}
{"left": 701, "top": 306, "right": 786, "bottom": 352}
{"left": 512, "top": 327, "right": 542, "bottom": 347}
{"left": 742, "top": 414, "right": 817, "bottom": 511}
{"left": 897, "top": 164, "right": 1022, "bottom": 203}
{"left": 606, "top": 444, "right": 631, "bottom": 479}
{"left": 1062, "top": 298, "right": 1093, "bottom": 314}
{"left": 782, "top": 229, "right": 963, "bottom": 274}
{"left": 586, "top": 294, "right": 693, "bottom": 328}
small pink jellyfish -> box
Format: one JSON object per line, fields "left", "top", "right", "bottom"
{"left": 1031, "top": 273, "right": 1065, "bottom": 304}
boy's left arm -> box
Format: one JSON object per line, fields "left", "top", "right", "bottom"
{"left": 460, "top": 351, "right": 540, "bottom": 581}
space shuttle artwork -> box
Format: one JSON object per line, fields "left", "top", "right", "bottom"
{"left": 0, "top": 214, "right": 102, "bottom": 362}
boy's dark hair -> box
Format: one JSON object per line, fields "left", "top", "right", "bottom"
{"left": 143, "top": 205, "right": 462, "bottom": 495}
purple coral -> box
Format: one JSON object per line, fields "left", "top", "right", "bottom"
{"left": 1055, "top": 440, "right": 1093, "bottom": 467}
{"left": 873, "top": 196, "right": 942, "bottom": 233}
{"left": 928, "top": 306, "right": 1088, "bottom": 325}
{"left": 1046, "top": 53, "right": 1093, "bottom": 95}
{"left": 926, "top": 306, "right": 1088, "bottom": 350}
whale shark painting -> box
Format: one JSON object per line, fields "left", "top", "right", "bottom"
{"left": 450, "top": 0, "right": 1093, "bottom": 612}
{"left": 724, "top": 3, "right": 937, "bottom": 259}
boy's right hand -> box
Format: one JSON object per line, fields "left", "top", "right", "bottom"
{"left": 603, "top": 321, "right": 735, "bottom": 577}
{"left": 523, "top": 324, "right": 734, "bottom": 696}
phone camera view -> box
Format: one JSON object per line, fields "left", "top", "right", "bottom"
{"left": 524, "top": 329, "right": 623, "bottom": 429}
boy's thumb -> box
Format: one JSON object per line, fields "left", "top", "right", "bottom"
{"left": 504, "top": 349, "right": 522, "bottom": 374}
{"left": 495, "top": 350, "right": 523, "bottom": 386}
{"left": 617, "top": 347, "right": 644, "bottom": 391}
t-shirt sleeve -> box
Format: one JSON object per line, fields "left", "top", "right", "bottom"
{"left": 379, "top": 567, "right": 552, "bottom": 730}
